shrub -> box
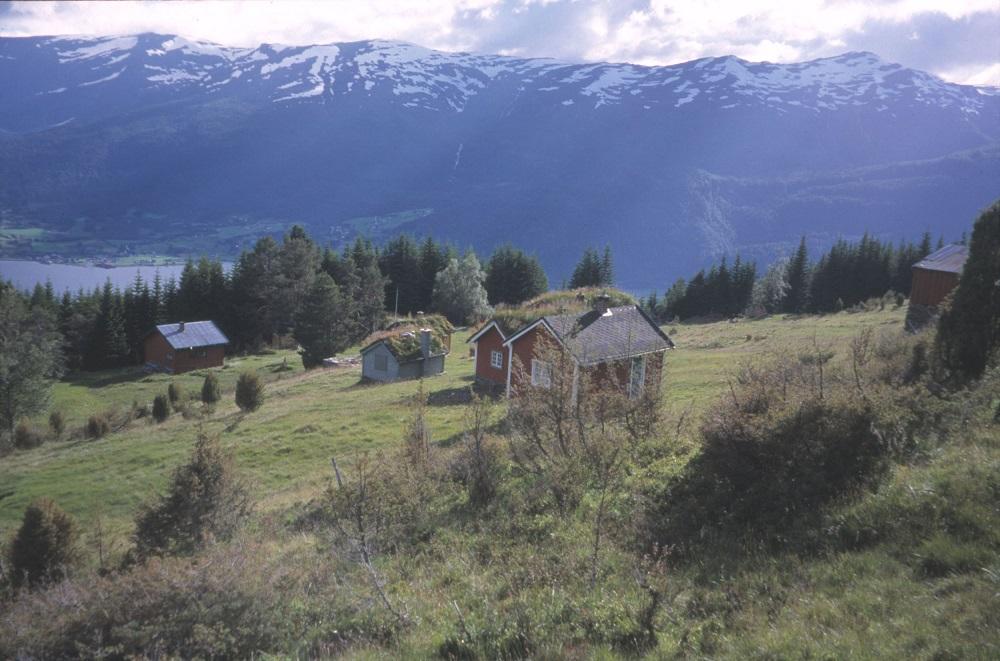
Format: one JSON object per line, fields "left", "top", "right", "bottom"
{"left": 235, "top": 371, "right": 264, "bottom": 412}
{"left": 639, "top": 355, "right": 896, "bottom": 555}
{"left": 167, "top": 382, "right": 183, "bottom": 407}
{"left": 201, "top": 372, "right": 221, "bottom": 405}
{"left": 85, "top": 414, "right": 110, "bottom": 439}
{"left": 13, "top": 418, "right": 44, "bottom": 450}
{"left": 132, "top": 434, "right": 252, "bottom": 559}
{"left": 7, "top": 498, "right": 80, "bottom": 588}
{"left": 152, "top": 394, "right": 171, "bottom": 423}
{"left": 48, "top": 411, "right": 65, "bottom": 439}
{"left": 455, "top": 393, "right": 502, "bottom": 508}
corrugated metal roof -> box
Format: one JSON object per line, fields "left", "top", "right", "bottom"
{"left": 913, "top": 244, "right": 968, "bottom": 274}
{"left": 540, "top": 305, "right": 674, "bottom": 366}
{"left": 156, "top": 321, "right": 229, "bottom": 349}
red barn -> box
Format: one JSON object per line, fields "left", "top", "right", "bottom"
{"left": 910, "top": 244, "right": 968, "bottom": 306}
{"left": 907, "top": 244, "right": 968, "bottom": 330}
{"left": 143, "top": 321, "right": 229, "bottom": 374}
{"left": 470, "top": 297, "right": 674, "bottom": 398}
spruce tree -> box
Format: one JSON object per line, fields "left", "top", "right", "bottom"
{"left": 8, "top": 498, "right": 80, "bottom": 588}
{"left": 935, "top": 202, "right": 1000, "bottom": 381}
{"left": 784, "top": 237, "right": 810, "bottom": 313}
{"left": 569, "top": 248, "right": 604, "bottom": 289}
{"left": 600, "top": 245, "right": 614, "bottom": 286}
{"left": 294, "top": 272, "right": 351, "bottom": 368}
{"left": 484, "top": 244, "right": 548, "bottom": 305}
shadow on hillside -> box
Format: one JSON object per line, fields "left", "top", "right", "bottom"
{"left": 427, "top": 386, "right": 474, "bottom": 407}
{"left": 64, "top": 368, "right": 150, "bottom": 389}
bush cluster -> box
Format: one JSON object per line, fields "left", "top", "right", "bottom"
{"left": 235, "top": 371, "right": 264, "bottom": 412}
{"left": 151, "top": 394, "right": 170, "bottom": 423}
{"left": 13, "top": 419, "right": 45, "bottom": 450}
{"left": 85, "top": 413, "right": 110, "bottom": 439}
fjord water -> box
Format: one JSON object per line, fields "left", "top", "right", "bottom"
{"left": 0, "top": 260, "right": 228, "bottom": 293}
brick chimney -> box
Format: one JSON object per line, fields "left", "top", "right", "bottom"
{"left": 420, "top": 329, "right": 432, "bottom": 358}
{"left": 594, "top": 294, "right": 612, "bottom": 316}
{"left": 178, "top": 321, "right": 185, "bottom": 331}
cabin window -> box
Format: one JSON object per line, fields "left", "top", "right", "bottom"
{"left": 490, "top": 350, "right": 503, "bottom": 369}
{"left": 374, "top": 354, "right": 388, "bottom": 371}
{"left": 197, "top": 349, "right": 208, "bottom": 358}
{"left": 629, "top": 355, "right": 646, "bottom": 399}
{"left": 531, "top": 359, "right": 552, "bottom": 388}
{"left": 166, "top": 352, "right": 174, "bottom": 364}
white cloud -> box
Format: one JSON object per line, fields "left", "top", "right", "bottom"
{"left": 1, "top": 0, "right": 996, "bottom": 85}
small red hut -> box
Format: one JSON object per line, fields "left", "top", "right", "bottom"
{"left": 910, "top": 244, "right": 968, "bottom": 307}
{"left": 144, "top": 321, "right": 229, "bottom": 374}
{"left": 906, "top": 244, "right": 969, "bottom": 330}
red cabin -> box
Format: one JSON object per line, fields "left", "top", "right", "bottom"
{"left": 910, "top": 244, "right": 968, "bottom": 307}
{"left": 143, "top": 321, "right": 228, "bottom": 374}
{"left": 469, "top": 296, "right": 674, "bottom": 398}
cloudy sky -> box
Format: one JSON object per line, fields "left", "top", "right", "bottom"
{"left": 2, "top": 0, "right": 998, "bottom": 85}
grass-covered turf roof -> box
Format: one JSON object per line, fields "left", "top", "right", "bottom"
{"left": 479, "top": 288, "right": 637, "bottom": 337}
{"left": 365, "top": 314, "right": 453, "bottom": 361}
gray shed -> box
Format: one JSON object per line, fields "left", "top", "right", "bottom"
{"left": 360, "top": 328, "right": 448, "bottom": 382}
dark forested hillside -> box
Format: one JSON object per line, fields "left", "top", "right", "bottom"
{"left": 1, "top": 34, "right": 999, "bottom": 287}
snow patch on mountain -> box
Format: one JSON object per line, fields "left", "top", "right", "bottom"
{"left": 56, "top": 36, "right": 137, "bottom": 62}
{"left": 79, "top": 67, "right": 126, "bottom": 86}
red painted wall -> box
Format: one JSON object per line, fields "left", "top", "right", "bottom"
{"left": 910, "top": 268, "right": 959, "bottom": 307}
{"left": 509, "top": 325, "right": 548, "bottom": 392}
{"left": 143, "top": 332, "right": 225, "bottom": 374}
{"left": 473, "top": 326, "right": 507, "bottom": 386}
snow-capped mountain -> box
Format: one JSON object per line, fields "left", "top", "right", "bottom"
{"left": 1, "top": 33, "right": 998, "bottom": 287}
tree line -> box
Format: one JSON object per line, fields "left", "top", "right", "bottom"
{"left": 647, "top": 232, "right": 943, "bottom": 321}
{"left": 5, "top": 227, "right": 564, "bottom": 373}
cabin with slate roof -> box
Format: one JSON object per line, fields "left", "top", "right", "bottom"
{"left": 144, "top": 321, "right": 229, "bottom": 373}
{"left": 470, "top": 295, "right": 674, "bottom": 397}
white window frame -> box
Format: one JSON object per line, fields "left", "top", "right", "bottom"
{"left": 490, "top": 349, "right": 503, "bottom": 370}
{"left": 531, "top": 359, "right": 552, "bottom": 388}
{"left": 628, "top": 355, "right": 647, "bottom": 399}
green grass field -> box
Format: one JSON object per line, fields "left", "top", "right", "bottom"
{"left": 4, "top": 304, "right": 999, "bottom": 658}
{"left": 0, "top": 307, "right": 905, "bottom": 542}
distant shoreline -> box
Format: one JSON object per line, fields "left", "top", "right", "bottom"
{"left": 0, "top": 259, "right": 233, "bottom": 293}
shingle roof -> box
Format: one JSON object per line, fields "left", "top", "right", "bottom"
{"left": 913, "top": 244, "right": 968, "bottom": 274}
{"left": 517, "top": 305, "right": 674, "bottom": 366}
{"left": 155, "top": 321, "right": 229, "bottom": 349}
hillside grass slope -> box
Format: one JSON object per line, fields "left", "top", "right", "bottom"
{"left": 2, "top": 305, "right": 998, "bottom": 658}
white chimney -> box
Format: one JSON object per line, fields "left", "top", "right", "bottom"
{"left": 420, "top": 329, "right": 432, "bottom": 358}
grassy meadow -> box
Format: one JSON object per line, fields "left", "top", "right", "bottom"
{"left": 1, "top": 307, "right": 905, "bottom": 539}
{"left": 3, "top": 303, "right": 999, "bottom": 658}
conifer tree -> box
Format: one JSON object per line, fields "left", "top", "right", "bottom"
{"left": 8, "top": 498, "right": 80, "bottom": 588}
{"left": 935, "top": 202, "right": 1000, "bottom": 381}
{"left": 784, "top": 237, "right": 810, "bottom": 313}
{"left": 379, "top": 235, "right": 423, "bottom": 315}
{"left": 484, "top": 244, "right": 548, "bottom": 305}
{"left": 570, "top": 247, "right": 606, "bottom": 288}
{"left": 294, "top": 272, "right": 351, "bottom": 368}
{"left": 600, "top": 245, "right": 614, "bottom": 286}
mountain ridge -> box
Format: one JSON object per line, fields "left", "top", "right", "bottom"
{"left": 1, "top": 33, "right": 998, "bottom": 288}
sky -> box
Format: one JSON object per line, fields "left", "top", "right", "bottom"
{"left": 1, "top": 0, "right": 998, "bottom": 85}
